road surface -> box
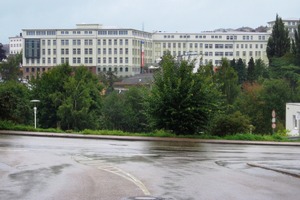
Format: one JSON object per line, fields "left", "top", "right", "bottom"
{"left": 0, "top": 134, "right": 300, "bottom": 200}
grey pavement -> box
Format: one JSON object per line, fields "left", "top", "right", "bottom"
{"left": 1, "top": 130, "right": 300, "bottom": 180}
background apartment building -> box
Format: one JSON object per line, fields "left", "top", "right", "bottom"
{"left": 267, "top": 18, "right": 300, "bottom": 38}
{"left": 152, "top": 31, "right": 270, "bottom": 68}
{"left": 22, "top": 24, "right": 153, "bottom": 79}
{"left": 21, "top": 23, "right": 272, "bottom": 79}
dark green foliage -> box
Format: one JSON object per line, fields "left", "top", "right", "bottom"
{"left": 291, "top": 24, "right": 300, "bottom": 66}
{"left": 214, "top": 58, "right": 240, "bottom": 105}
{"left": 100, "top": 87, "right": 149, "bottom": 132}
{"left": 233, "top": 58, "right": 247, "bottom": 84}
{"left": 210, "top": 112, "right": 251, "bottom": 136}
{"left": 0, "top": 43, "right": 6, "bottom": 61}
{"left": 267, "top": 14, "right": 291, "bottom": 61}
{"left": 0, "top": 81, "right": 31, "bottom": 124}
{"left": 0, "top": 53, "right": 22, "bottom": 81}
{"left": 147, "top": 53, "right": 222, "bottom": 135}
{"left": 234, "top": 79, "right": 293, "bottom": 134}
{"left": 247, "top": 57, "right": 255, "bottom": 83}
{"left": 31, "top": 64, "right": 103, "bottom": 130}
{"left": 31, "top": 63, "right": 72, "bottom": 128}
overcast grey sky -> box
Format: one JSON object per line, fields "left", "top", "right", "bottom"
{"left": 1, "top": 0, "right": 299, "bottom": 43}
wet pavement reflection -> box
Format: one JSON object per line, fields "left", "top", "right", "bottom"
{"left": 0, "top": 135, "right": 300, "bottom": 200}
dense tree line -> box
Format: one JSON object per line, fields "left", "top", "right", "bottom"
{"left": 1, "top": 15, "right": 299, "bottom": 135}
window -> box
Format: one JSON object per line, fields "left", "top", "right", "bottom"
{"left": 89, "top": 57, "right": 92, "bottom": 63}
{"left": 125, "top": 39, "right": 128, "bottom": 45}
{"left": 114, "top": 48, "right": 117, "bottom": 54}
{"left": 120, "top": 48, "right": 123, "bottom": 54}
{"left": 103, "top": 39, "right": 106, "bottom": 45}
{"left": 114, "top": 39, "right": 117, "bottom": 45}
{"left": 125, "top": 48, "right": 128, "bottom": 54}
{"left": 48, "top": 49, "right": 51, "bottom": 55}
{"left": 120, "top": 39, "right": 123, "bottom": 45}
{"left": 98, "top": 48, "right": 101, "bottom": 54}
{"left": 293, "top": 115, "right": 298, "bottom": 128}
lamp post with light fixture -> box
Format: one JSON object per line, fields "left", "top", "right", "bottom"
{"left": 30, "top": 100, "right": 40, "bottom": 129}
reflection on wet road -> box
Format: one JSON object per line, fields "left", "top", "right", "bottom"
{"left": 0, "top": 135, "right": 300, "bottom": 200}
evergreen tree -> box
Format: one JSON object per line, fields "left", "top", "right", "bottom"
{"left": 247, "top": 57, "right": 255, "bottom": 83}
{"left": 233, "top": 58, "right": 247, "bottom": 85}
{"left": 291, "top": 24, "right": 300, "bottom": 66}
{"left": 267, "top": 14, "right": 290, "bottom": 62}
{"left": 0, "top": 43, "right": 6, "bottom": 61}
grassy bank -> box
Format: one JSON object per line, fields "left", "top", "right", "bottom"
{"left": 0, "top": 120, "right": 298, "bottom": 142}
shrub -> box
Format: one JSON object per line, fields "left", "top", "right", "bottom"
{"left": 210, "top": 111, "right": 251, "bottom": 136}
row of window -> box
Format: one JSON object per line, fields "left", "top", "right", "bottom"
{"left": 163, "top": 35, "right": 267, "bottom": 40}
{"left": 161, "top": 42, "right": 264, "bottom": 49}
{"left": 41, "top": 47, "right": 153, "bottom": 56}
{"left": 26, "top": 56, "right": 153, "bottom": 66}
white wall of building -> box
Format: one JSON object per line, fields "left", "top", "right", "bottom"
{"left": 286, "top": 103, "right": 300, "bottom": 136}
{"left": 9, "top": 36, "right": 23, "bottom": 55}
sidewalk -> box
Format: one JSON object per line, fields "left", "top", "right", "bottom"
{"left": 1, "top": 130, "right": 300, "bottom": 146}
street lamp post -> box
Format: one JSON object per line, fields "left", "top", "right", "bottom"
{"left": 30, "top": 100, "right": 40, "bottom": 129}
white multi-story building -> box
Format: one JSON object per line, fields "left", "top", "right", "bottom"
{"left": 9, "top": 34, "right": 23, "bottom": 55}
{"left": 22, "top": 24, "right": 153, "bottom": 79}
{"left": 21, "top": 23, "right": 271, "bottom": 79}
{"left": 152, "top": 31, "right": 270, "bottom": 67}
{"left": 267, "top": 18, "right": 300, "bottom": 38}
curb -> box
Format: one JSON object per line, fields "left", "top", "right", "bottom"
{"left": 247, "top": 163, "right": 300, "bottom": 178}
{"left": 1, "top": 130, "right": 300, "bottom": 146}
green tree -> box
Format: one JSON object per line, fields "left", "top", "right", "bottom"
{"left": 0, "top": 43, "right": 6, "bottom": 61}
{"left": 0, "top": 81, "right": 31, "bottom": 124}
{"left": 254, "top": 58, "right": 269, "bottom": 79}
{"left": 247, "top": 57, "right": 255, "bottom": 83}
{"left": 0, "top": 53, "right": 22, "bottom": 81}
{"left": 147, "top": 53, "right": 221, "bottom": 135}
{"left": 267, "top": 14, "right": 290, "bottom": 62}
{"left": 214, "top": 58, "right": 240, "bottom": 105}
{"left": 56, "top": 66, "right": 103, "bottom": 130}
{"left": 31, "top": 63, "right": 72, "bottom": 128}
{"left": 233, "top": 58, "right": 247, "bottom": 85}
{"left": 234, "top": 82, "right": 266, "bottom": 133}
{"left": 100, "top": 87, "right": 149, "bottom": 132}
{"left": 291, "top": 24, "right": 300, "bottom": 66}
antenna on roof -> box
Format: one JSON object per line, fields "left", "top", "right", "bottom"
{"left": 142, "top": 22, "right": 144, "bottom": 31}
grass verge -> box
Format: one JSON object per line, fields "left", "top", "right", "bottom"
{"left": 0, "top": 120, "right": 299, "bottom": 142}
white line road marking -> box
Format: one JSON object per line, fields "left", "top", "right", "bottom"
{"left": 73, "top": 155, "right": 150, "bottom": 195}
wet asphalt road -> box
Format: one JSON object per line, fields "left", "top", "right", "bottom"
{"left": 0, "top": 134, "right": 300, "bottom": 200}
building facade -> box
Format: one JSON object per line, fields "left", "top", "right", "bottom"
{"left": 152, "top": 31, "right": 270, "bottom": 68}
{"left": 267, "top": 18, "right": 300, "bottom": 38}
{"left": 21, "top": 23, "right": 271, "bottom": 79}
{"left": 9, "top": 35, "right": 23, "bottom": 55}
{"left": 22, "top": 24, "right": 153, "bottom": 79}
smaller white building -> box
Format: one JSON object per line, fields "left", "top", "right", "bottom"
{"left": 9, "top": 35, "right": 23, "bottom": 55}
{"left": 286, "top": 103, "right": 300, "bottom": 136}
